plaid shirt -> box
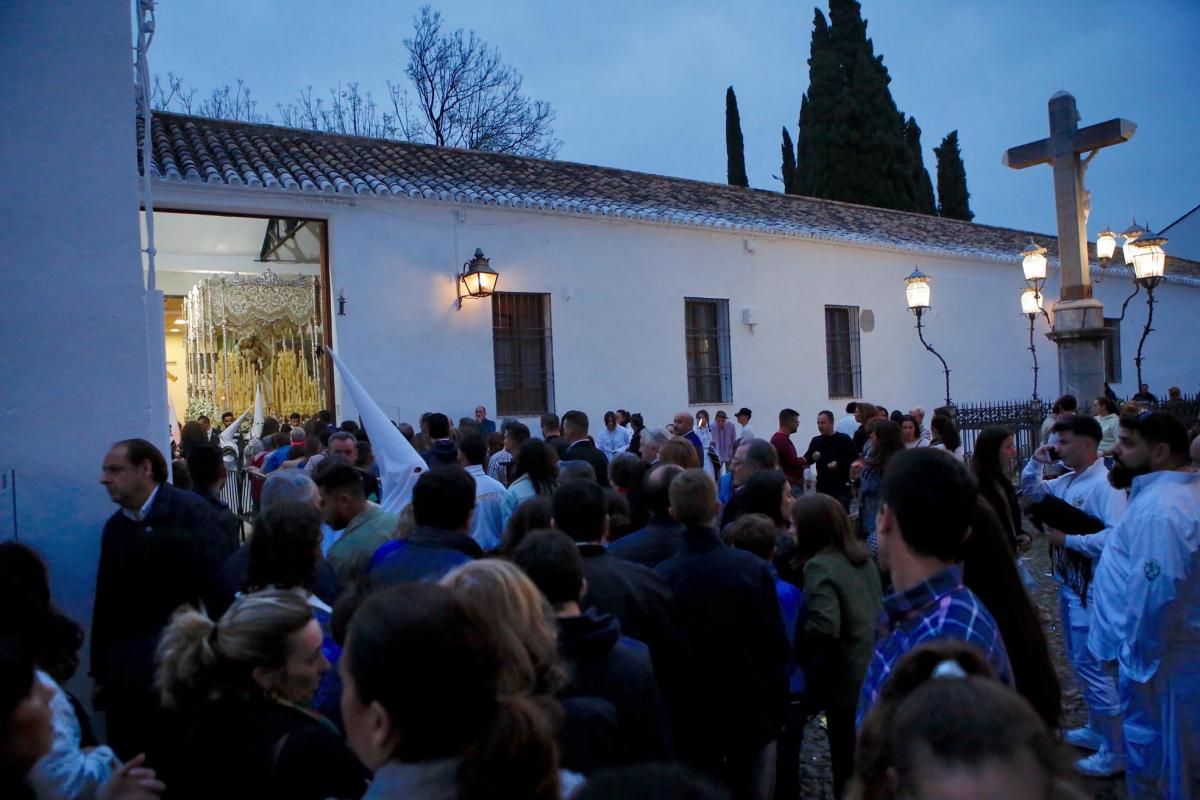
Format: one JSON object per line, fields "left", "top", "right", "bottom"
{"left": 856, "top": 565, "right": 1013, "bottom": 727}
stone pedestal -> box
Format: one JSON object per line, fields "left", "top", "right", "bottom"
{"left": 1046, "top": 298, "right": 1108, "bottom": 405}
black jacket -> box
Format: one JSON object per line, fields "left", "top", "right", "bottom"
{"left": 562, "top": 439, "right": 611, "bottom": 487}
{"left": 194, "top": 488, "right": 241, "bottom": 554}
{"left": 577, "top": 544, "right": 674, "bottom": 655}
{"left": 719, "top": 485, "right": 747, "bottom": 530}
{"left": 420, "top": 439, "right": 459, "bottom": 468}
{"left": 558, "top": 609, "right": 671, "bottom": 768}
{"left": 803, "top": 432, "right": 856, "bottom": 495}
{"left": 655, "top": 527, "right": 789, "bottom": 760}
{"left": 155, "top": 694, "right": 368, "bottom": 800}
{"left": 91, "top": 482, "right": 232, "bottom": 702}
{"left": 213, "top": 544, "right": 342, "bottom": 620}
{"left": 607, "top": 516, "right": 683, "bottom": 568}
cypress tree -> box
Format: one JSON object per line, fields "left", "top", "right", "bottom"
{"left": 780, "top": 127, "right": 798, "bottom": 194}
{"left": 794, "top": 0, "right": 926, "bottom": 212}
{"left": 725, "top": 87, "right": 749, "bottom": 187}
{"left": 935, "top": 130, "right": 974, "bottom": 221}
{"left": 904, "top": 116, "right": 937, "bottom": 215}
{"left": 795, "top": 9, "right": 836, "bottom": 197}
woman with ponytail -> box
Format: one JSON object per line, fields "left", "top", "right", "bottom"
{"left": 850, "top": 641, "right": 1083, "bottom": 800}
{"left": 339, "top": 582, "right": 560, "bottom": 800}
{"left": 154, "top": 590, "right": 366, "bottom": 799}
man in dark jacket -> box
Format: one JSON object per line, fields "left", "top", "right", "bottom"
{"left": 608, "top": 464, "right": 684, "bottom": 567}
{"left": 802, "top": 410, "right": 857, "bottom": 512}
{"left": 370, "top": 466, "right": 482, "bottom": 584}
{"left": 551, "top": 480, "right": 675, "bottom": 658}
{"left": 512, "top": 530, "right": 671, "bottom": 769}
{"left": 93, "top": 438, "right": 231, "bottom": 759}
{"left": 718, "top": 438, "right": 778, "bottom": 530}
{"left": 185, "top": 444, "right": 241, "bottom": 553}
{"left": 656, "top": 469, "right": 789, "bottom": 800}
{"left": 560, "top": 410, "right": 611, "bottom": 487}
{"left": 420, "top": 413, "right": 459, "bottom": 467}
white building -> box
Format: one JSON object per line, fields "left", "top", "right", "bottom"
{"left": 143, "top": 111, "right": 1200, "bottom": 432}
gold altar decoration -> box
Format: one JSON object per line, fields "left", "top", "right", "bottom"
{"left": 184, "top": 270, "right": 325, "bottom": 420}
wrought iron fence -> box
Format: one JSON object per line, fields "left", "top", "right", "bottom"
{"left": 218, "top": 436, "right": 255, "bottom": 542}
{"left": 1144, "top": 392, "right": 1200, "bottom": 425}
{"left": 954, "top": 398, "right": 1047, "bottom": 477}
{"left": 954, "top": 391, "right": 1198, "bottom": 479}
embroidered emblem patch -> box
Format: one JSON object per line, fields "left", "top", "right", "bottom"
{"left": 1072, "top": 496, "right": 1085, "bottom": 508}
{"left": 1144, "top": 560, "right": 1162, "bottom": 581}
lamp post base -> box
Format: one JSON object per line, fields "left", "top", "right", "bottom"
{"left": 1046, "top": 299, "right": 1108, "bottom": 405}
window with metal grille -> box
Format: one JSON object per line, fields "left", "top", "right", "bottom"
{"left": 492, "top": 293, "right": 555, "bottom": 417}
{"left": 1103, "top": 317, "right": 1122, "bottom": 384}
{"left": 825, "top": 305, "right": 862, "bottom": 398}
{"left": 684, "top": 298, "right": 732, "bottom": 404}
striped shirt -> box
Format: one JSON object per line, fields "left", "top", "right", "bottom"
{"left": 856, "top": 565, "right": 1013, "bottom": 727}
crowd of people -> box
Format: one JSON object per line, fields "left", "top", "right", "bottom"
{"left": 3, "top": 364, "right": 1199, "bottom": 799}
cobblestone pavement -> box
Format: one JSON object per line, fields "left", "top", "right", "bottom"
{"left": 792, "top": 532, "right": 1128, "bottom": 799}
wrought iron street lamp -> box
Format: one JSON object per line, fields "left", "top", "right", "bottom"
{"left": 1130, "top": 231, "right": 1168, "bottom": 387}
{"left": 457, "top": 248, "right": 499, "bottom": 310}
{"left": 1020, "top": 288, "right": 1044, "bottom": 399}
{"left": 904, "top": 267, "right": 951, "bottom": 407}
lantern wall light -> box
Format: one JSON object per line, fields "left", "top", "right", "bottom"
{"left": 457, "top": 248, "right": 499, "bottom": 310}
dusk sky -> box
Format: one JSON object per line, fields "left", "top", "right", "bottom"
{"left": 150, "top": 0, "right": 1199, "bottom": 240}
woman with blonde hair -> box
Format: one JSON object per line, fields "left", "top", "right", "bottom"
{"left": 440, "top": 560, "right": 606, "bottom": 781}
{"left": 153, "top": 590, "right": 366, "bottom": 799}
{"left": 439, "top": 560, "right": 565, "bottom": 697}
{"left": 339, "top": 583, "right": 561, "bottom": 800}
{"left": 658, "top": 437, "right": 700, "bottom": 469}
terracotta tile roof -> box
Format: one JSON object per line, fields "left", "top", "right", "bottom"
{"left": 139, "top": 112, "right": 1199, "bottom": 279}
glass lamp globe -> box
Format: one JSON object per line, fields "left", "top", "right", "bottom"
{"left": 1021, "top": 240, "right": 1047, "bottom": 283}
{"left": 1095, "top": 228, "right": 1117, "bottom": 261}
{"left": 459, "top": 248, "right": 499, "bottom": 300}
{"left": 1122, "top": 220, "right": 1147, "bottom": 266}
{"left": 1131, "top": 235, "right": 1167, "bottom": 283}
{"left": 1020, "top": 287, "right": 1043, "bottom": 316}
{"left": 904, "top": 267, "right": 931, "bottom": 310}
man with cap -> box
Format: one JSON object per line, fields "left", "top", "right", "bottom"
{"left": 734, "top": 407, "right": 755, "bottom": 449}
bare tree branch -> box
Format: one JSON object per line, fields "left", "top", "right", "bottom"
{"left": 391, "top": 5, "right": 559, "bottom": 157}
{"left": 149, "top": 8, "right": 560, "bottom": 158}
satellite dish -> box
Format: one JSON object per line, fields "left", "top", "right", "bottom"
{"left": 860, "top": 309, "right": 875, "bottom": 333}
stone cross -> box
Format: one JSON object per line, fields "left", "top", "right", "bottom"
{"left": 1003, "top": 92, "right": 1136, "bottom": 301}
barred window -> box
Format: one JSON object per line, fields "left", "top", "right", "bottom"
{"left": 1103, "top": 317, "right": 1122, "bottom": 384}
{"left": 492, "top": 293, "right": 555, "bottom": 417}
{"left": 684, "top": 298, "right": 732, "bottom": 404}
{"left": 825, "top": 305, "right": 862, "bottom": 398}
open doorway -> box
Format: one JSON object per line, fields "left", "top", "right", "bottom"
{"left": 146, "top": 211, "right": 332, "bottom": 431}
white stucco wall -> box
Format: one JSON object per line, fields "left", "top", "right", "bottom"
{"left": 0, "top": 0, "right": 153, "bottom": 697}
{"left": 150, "top": 181, "right": 1200, "bottom": 437}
